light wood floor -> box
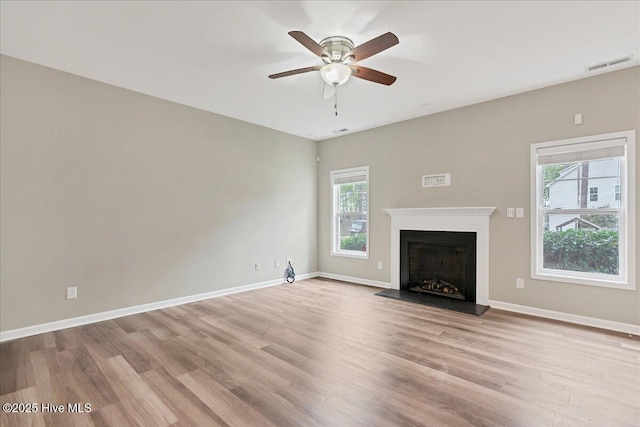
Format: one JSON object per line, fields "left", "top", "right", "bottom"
{"left": 1, "top": 278, "right": 639, "bottom": 427}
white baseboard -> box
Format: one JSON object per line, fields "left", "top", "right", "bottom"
{"left": 316, "top": 271, "right": 391, "bottom": 289}
{"left": 6, "top": 274, "right": 634, "bottom": 341}
{"left": 0, "top": 272, "right": 318, "bottom": 343}
{"left": 489, "top": 299, "right": 640, "bottom": 335}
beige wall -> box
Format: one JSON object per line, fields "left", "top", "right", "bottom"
{"left": 0, "top": 55, "right": 318, "bottom": 331}
{"left": 318, "top": 66, "right": 640, "bottom": 326}
{"left": 2, "top": 53, "right": 638, "bottom": 332}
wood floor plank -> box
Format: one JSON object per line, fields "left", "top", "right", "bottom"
{"left": 0, "top": 339, "right": 38, "bottom": 395}
{"left": 552, "top": 402, "right": 638, "bottom": 427}
{"left": 1, "top": 278, "right": 638, "bottom": 426}
{"left": 95, "top": 355, "right": 177, "bottom": 427}
{"left": 274, "top": 381, "right": 371, "bottom": 427}
{"left": 142, "top": 367, "right": 229, "bottom": 427}
{"left": 135, "top": 330, "right": 198, "bottom": 377}
{"left": 177, "top": 368, "right": 278, "bottom": 427}
{"left": 89, "top": 402, "right": 137, "bottom": 427}
{"left": 230, "top": 381, "right": 321, "bottom": 427}
{"left": 0, "top": 386, "right": 46, "bottom": 427}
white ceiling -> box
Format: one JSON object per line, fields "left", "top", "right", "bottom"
{"left": 1, "top": 1, "right": 639, "bottom": 141}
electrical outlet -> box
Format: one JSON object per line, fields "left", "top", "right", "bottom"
{"left": 275, "top": 259, "right": 281, "bottom": 268}
{"left": 516, "top": 278, "right": 524, "bottom": 289}
{"left": 66, "top": 286, "right": 77, "bottom": 299}
{"left": 377, "top": 261, "right": 383, "bottom": 269}
{"left": 255, "top": 262, "right": 261, "bottom": 271}
{"left": 516, "top": 207, "right": 524, "bottom": 218}
{"left": 506, "top": 208, "right": 515, "bottom": 218}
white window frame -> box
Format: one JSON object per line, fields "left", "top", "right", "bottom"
{"left": 330, "top": 166, "right": 369, "bottom": 259}
{"left": 530, "top": 130, "right": 636, "bottom": 290}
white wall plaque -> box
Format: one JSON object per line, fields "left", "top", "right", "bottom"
{"left": 422, "top": 173, "right": 451, "bottom": 187}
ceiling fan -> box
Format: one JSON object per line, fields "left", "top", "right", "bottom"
{"left": 269, "top": 31, "right": 399, "bottom": 98}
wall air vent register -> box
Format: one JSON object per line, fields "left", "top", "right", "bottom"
{"left": 422, "top": 173, "right": 451, "bottom": 188}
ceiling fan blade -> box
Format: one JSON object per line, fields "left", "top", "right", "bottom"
{"left": 268, "top": 65, "right": 321, "bottom": 79}
{"left": 288, "top": 31, "right": 330, "bottom": 58}
{"left": 342, "top": 32, "right": 399, "bottom": 62}
{"left": 323, "top": 83, "right": 336, "bottom": 99}
{"left": 350, "top": 66, "right": 397, "bottom": 86}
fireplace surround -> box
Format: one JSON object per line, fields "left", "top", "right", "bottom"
{"left": 383, "top": 207, "right": 495, "bottom": 309}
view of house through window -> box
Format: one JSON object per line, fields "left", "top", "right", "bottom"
{"left": 532, "top": 131, "right": 635, "bottom": 289}
{"left": 331, "top": 167, "right": 369, "bottom": 258}
{"left": 543, "top": 158, "right": 620, "bottom": 274}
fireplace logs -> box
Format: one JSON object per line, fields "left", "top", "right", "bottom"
{"left": 409, "top": 279, "right": 465, "bottom": 300}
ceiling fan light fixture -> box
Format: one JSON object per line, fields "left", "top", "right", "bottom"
{"left": 320, "top": 63, "right": 351, "bottom": 86}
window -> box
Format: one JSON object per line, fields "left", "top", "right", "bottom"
{"left": 331, "top": 166, "right": 369, "bottom": 258}
{"left": 531, "top": 130, "right": 635, "bottom": 289}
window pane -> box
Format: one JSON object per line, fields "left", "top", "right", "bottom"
{"left": 338, "top": 182, "right": 367, "bottom": 213}
{"left": 337, "top": 213, "right": 366, "bottom": 253}
{"left": 543, "top": 213, "right": 619, "bottom": 275}
{"left": 337, "top": 182, "right": 367, "bottom": 253}
{"left": 544, "top": 158, "right": 621, "bottom": 209}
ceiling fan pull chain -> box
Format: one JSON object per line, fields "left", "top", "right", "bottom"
{"left": 334, "top": 86, "right": 338, "bottom": 116}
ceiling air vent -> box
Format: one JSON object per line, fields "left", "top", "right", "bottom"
{"left": 586, "top": 62, "right": 608, "bottom": 72}
{"left": 586, "top": 55, "right": 633, "bottom": 72}
{"left": 608, "top": 55, "right": 632, "bottom": 66}
{"left": 332, "top": 128, "right": 349, "bottom": 134}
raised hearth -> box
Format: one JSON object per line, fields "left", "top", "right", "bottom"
{"left": 375, "top": 289, "right": 490, "bottom": 316}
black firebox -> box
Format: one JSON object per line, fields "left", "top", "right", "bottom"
{"left": 400, "top": 230, "right": 477, "bottom": 303}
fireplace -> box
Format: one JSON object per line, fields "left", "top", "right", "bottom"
{"left": 380, "top": 207, "right": 495, "bottom": 314}
{"left": 400, "top": 230, "right": 477, "bottom": 302}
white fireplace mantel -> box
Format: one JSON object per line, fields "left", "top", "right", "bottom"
{"left": 384, "top": 207, "right": 496, "bottom": 305}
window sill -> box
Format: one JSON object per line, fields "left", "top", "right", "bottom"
{"left": 531, "top": 271, "right": 635, "bottom": 290}
{"left": 331, "top": 251, "right": 369, "bottom": 260}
